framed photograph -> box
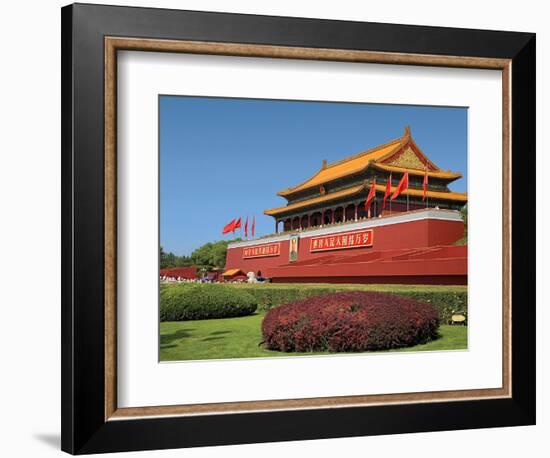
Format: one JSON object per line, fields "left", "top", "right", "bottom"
{"left": 61, "top": 3, "right": 536, "bottom": 454}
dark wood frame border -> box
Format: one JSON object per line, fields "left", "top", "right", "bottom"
{"left": 104, "top": 36, "right": 512, "bottom": 419}
{"left": 62, "top": 3, "right": 536, "bottom": 454}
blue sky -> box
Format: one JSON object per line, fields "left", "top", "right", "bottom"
{"left": 160, "top": 96, "right": 467, "bottom": 256}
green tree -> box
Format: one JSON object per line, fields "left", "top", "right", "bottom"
{"left": 190, "top": 238, "right": 241, "bottom": 271}
{"left": 455, "top": 205, "right": 468, "bottom": 245}
{"left": 160, "top": 239, "right": 240, "bottom": 271}
{"left": 160, "top": 246, "right": 193, "bottom": 269}
{"left": 461, "top": 205, "right": 468, "bottom": 238}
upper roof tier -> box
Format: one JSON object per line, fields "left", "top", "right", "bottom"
{"left": 277, "top": 127, "right": 462, "bottom": 197}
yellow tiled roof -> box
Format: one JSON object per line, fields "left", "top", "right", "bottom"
{"left": 373, "top": 184, "right": 468, "bottom": 202}
{"left": 371, "top": 162, "right": 462, "bottom": 180}
{"left": 264, "top": 184, "right": 366, "bottom": 216}
{"left": 222, "top": 268, "right": 245, "bottom": 277}
{"left": 265, "top": 183, "right": 467, "bottom": 217}
{"left": 276, "top": 128, "right": 462, "bottom": 197}
{"left": 276, "top": 139, "right": 401, "bottom": 196}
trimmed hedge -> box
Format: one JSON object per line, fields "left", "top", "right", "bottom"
{"left": 393, "top": 291, "right": 466, "bottom": 324}
{"left": 160, "top": 284, "right": 257, "bottom": 321}
{"left": 262, "top": 291, "right": 440, "bottom": 352}
{"left": 237, "top": 286, "right": 466, "bottom": 323}
{"left": 242, "top": 287, "right": 338, "bottom": 312}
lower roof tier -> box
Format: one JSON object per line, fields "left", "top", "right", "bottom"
{"left": 264, "top": 183, "right": 467, "bottom": 217}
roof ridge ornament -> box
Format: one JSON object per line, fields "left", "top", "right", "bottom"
{"left": 400, "top": 126, "right": 411, "bottom": 147}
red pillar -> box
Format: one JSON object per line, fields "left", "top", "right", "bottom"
{"left": 331, "top": 209, "right": 335, "bottom": 224}
{"left": 354, "top": 203, "right": 358, "bottom": 221}
{"left": 275, "top": 220, "right": 278, "bottom": 233}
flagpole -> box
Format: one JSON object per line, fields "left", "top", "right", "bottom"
{"left": 406, "top": 172, "right": 409, "bottom": 212}
{"left": 390, "top": 175, "right": 392, "bottom": 215}
{"left": 388, "top": 172, "right": 391, "bottom": 216}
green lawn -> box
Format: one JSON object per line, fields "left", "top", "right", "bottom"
{"left": 229, "top": 282, "right": 467, "bottom": 293}
{"left": 160, "top": 312, "right": 468, "bottom": 362}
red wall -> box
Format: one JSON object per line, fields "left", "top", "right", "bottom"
{"left": 160, "top": 266, "right": 197, "bottom": 279}
{"left": 225, "top": 217, "right": 464, "bottom": 275}
{"left": 267, "top": 246, "right": 467, "bottom": 285}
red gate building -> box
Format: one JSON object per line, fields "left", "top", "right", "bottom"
{"left": 224, "top": 127, "right": 467, "bottom": 285}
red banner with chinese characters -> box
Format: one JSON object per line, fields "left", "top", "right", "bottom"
{"left": 243, "top": 242, "right": 281, "bottom": 259}
{"left": 309, "top": 229, "right": 373, "bottom": 252}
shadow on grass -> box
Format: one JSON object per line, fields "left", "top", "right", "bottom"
{"left": 201, "top": 330, "right": 232, "bottom": 342}
{"left": 160, "top": 328, "right": 234, "bottom": 347}
{"left": 410, "top": 328, "right": 444, "bottom": 348}
{"left": 432, "top": 329, "right": 444, "bottom": 341}
{"left": 160, "top": 328, "right": 194, "bottom": 346}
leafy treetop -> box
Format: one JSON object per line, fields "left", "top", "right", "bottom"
{"left": 160, "top": 238, "right": 241, "bottom": 271}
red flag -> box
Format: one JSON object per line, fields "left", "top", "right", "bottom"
{"left": 422, "top": 167, "right": 428, "bottom": 201}
{"left": 244, "top": 216, "right": 249, "bottom": 237}
{"left": 365, "top": 180, "right": 376, "bottom": 213}
{"left": 390, "top": 172, "right": 409, "bottom": 201}
{"left": 222, "top": 219, "right": 236, "bottom": 234}
{"left": 383, "top": 173, "right": 392, "bottom": 210}
{"left": 233, "top": 217, "right": 242, "bottom": 234}
{"left": 251, "top": 216, "right": 255, "bottom": 238}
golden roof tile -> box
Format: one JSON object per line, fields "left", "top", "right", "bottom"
{"left": 276, "top": 127, "right": 463, "bottom": 196}
{"left": 264, "top": 184, "right": 366, "bottom": 216}
{"left": 276, "top": 139, "right": 401, "bottom": 196}
{"left": 373, "top": 184, "right": 467, "bottom": 202}
{"left": 371, "top": 162, "right": 462, "bottom": 180}
{"left": 264, "top": 183, "right": 467, "bottom": 217}
{"left": 222, "top": 268, "right": 245, "bottom": 276}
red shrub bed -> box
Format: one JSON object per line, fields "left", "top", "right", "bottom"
{"left": 261, "top": 291, "right": 439, "bottom": 352}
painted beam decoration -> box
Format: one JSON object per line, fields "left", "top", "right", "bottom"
{"left": 243, "top": 242, "right": 281, "bottom": 259}
{"left": 310, "top": 229, "right": 374, "bottom": 252}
